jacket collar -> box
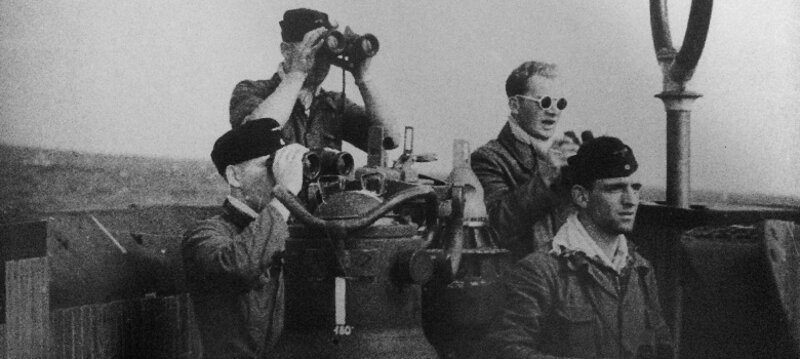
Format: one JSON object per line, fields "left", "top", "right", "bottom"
{"left": 556, "top": 244, "right": 650, "bottom": 299}
{"left": 222, "top": 196, "right": 258, "bottom": 229}
{"left": 559, "top": 245, "right": 650, "bottom": 274}
{"left": 497, "top": 122, "right": 539, "bottom": 173}
{"left": 551, "top": 214, "right": 630, "bottom": 274}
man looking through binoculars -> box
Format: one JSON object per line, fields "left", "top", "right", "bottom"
{"left": 229, "top": 8, "right": 400, "bottom": 153}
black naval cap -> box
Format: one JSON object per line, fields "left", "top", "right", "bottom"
{"left": 211, "top": 118, "right": 284, "bottom": 178}
{"left": 566, "top": 136, "right": 638, "bottom": 186}
{"left": 280, "top": 8, "right": 333, "bottom": 42}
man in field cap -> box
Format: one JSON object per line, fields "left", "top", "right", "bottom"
{"left": 229, "top": 7, "right": 400, "bottom": 152}
{"left": 485, "top": 136, "right": 673, "bottom": 359}
{"left": 182, "top": 118, "right": 307, "bottom": 358}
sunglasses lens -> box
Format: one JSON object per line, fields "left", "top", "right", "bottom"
{"left": 539, "top": 96, "right": 552, "bottom": 109}
{"left": 556, "top": 98, "right": 567, "bottom": 110}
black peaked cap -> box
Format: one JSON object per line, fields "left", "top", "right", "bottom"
{"left": 280, "top": 8, "right": 333, "bottom": 42}
{"left": 566, "top": 136, "right": 638, "bottom": 185}
{"left": 211, "top": 118, "right": 284, "bottom": 177}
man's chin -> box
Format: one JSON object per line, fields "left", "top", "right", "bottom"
{"left": 530, "top": 128, "right": 555, "bottom": 141}
{"left": 618, "top": 223, "right": 635, "bottom": 234}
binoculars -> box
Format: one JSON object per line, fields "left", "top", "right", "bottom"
{"left": 322, "top": 29, "right": 379, "bottom": 64}
{"left": 302, "top": 149, "right": 354, "bottom": 181}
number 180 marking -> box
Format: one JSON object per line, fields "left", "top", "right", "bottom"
{"left": 333, "top": 325, "right": 353, "bottom": 336}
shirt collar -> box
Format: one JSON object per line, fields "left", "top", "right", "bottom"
{"left": 277, "top": 62, "right": 321, "bottom": 111}
{"left": 225, "top": 195, "right": 258, "bottom": 218}
{"left": 550, "top": 213, "right": 630, "bottom": 273}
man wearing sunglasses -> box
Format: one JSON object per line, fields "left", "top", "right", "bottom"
{"left": 182, "top": 118, "right": 307, "bottom": 359}
{"left": 471, "top": 61, "right": 580, "bottom": 260}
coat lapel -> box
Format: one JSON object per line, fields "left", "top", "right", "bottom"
{"left": 497, "top": 124, "right": 538, "bottom": 173}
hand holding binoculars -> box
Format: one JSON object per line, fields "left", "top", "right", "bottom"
{"left": 320, "top": 26, "right": 379, "bottom": 69}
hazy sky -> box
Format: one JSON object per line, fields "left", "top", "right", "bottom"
{"left": 1, "top": 1, "right": 798, "bottom": 197}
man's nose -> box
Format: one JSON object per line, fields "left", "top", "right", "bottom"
{"left": 622, "top": 186, "right": 640, "bottom": 205}
{"left": 544, "top": 107, "right": 561, "bottom": 116}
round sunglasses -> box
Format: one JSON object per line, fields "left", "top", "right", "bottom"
{"left": 517, "top": 95, "right": 568, "bottom": 111}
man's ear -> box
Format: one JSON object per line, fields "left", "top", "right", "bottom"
{"left": 225, "top": 165, "right": 242, "bottom": 188}
{"left": 508, "top": 96, "right": 520, "bottom": 115}
{"left": 571, "top": 185, "right": 590, "bottom": 209}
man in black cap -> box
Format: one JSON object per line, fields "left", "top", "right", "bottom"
{"left": 229, "top": 8, "right": 400, "bottom": 152}
{"left": 484, "top": 136, "right": 673, "bottom": 359}
{"left": 182, "top": 118, "right": 307, "bottom": 359}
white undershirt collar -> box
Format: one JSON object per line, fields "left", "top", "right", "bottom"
{"left": 226, "top": 195, "right": 259, "bottom": 220}
{"left": 550, "top": 213, "right": 630, "bottom": 273}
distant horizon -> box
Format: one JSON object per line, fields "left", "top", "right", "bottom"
{"left": 3, "top": 141, "right": 797, "bottom": 205}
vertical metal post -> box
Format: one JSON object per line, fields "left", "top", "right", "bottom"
{"left": 657, "top": 92, "right": 702, "bottom": 208}
{"left": 650, "top": 0, "right": 713, "bottom": 208}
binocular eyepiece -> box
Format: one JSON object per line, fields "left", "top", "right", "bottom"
{"left": 322, "top": 30, "right": 379, "bottom": 62}
{"left": 302, "top": 149, "right": 354, "bottom": 181}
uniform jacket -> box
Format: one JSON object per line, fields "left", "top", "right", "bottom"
{"left": 485, "top": 247, "right": 673, "bottom": 359}
{"left": 182, "top": 200, "right": 288, "bottom": 359}
{"left": 229, "top": 73, "right": 380, "bottom": 152}
{"left": 471, "top": 123, "right": 574, "bottom": 259}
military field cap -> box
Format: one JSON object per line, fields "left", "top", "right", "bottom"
{"left": 211, "top": 118, "right": 284, "bottom": 177}
{"left": 566, "top": 136, "right": 638, "bottom": 185}
{"left": 280, "top": 8, "right": 333, "bottom": 42}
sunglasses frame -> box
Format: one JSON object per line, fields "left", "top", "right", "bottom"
{"left": 516, "top": 95, "right": 568, "bottom": 111}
